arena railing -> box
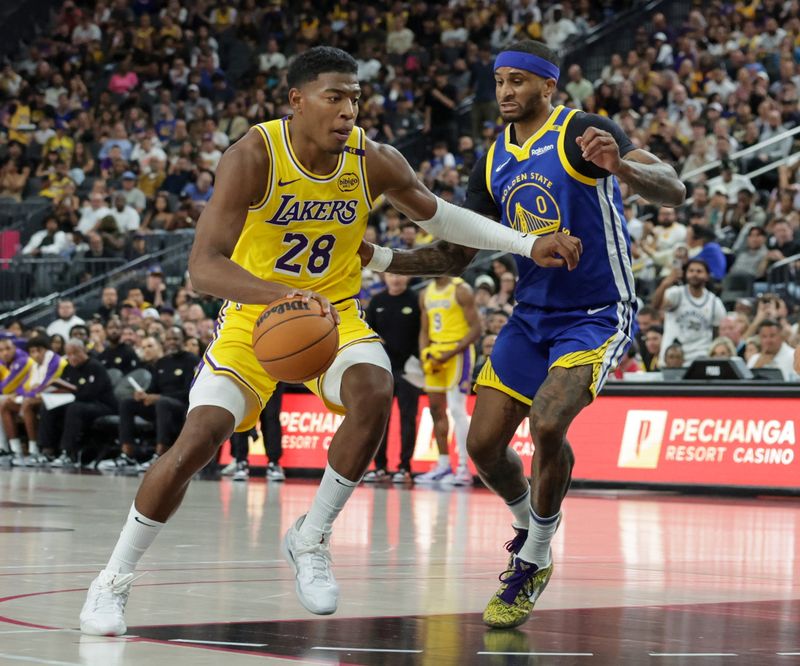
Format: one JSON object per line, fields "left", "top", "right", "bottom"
{"left": 0, "top": 256, "right": 126, "bottom": 311}
{"left": 1, "top": 232, "right": 195, "bottom": 329}
{"left": 767, "top": 252, "right": 800, "bottom": 308}
{"left": 681, "top": 124, "right": 800, "bottom": 183}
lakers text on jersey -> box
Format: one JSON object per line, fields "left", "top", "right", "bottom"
{"left": 202, "top": 119, "right": 378, "bottom": 430}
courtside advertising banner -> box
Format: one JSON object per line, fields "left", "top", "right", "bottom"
{"left": 220, "top": 394, "right": 798, "bottom": 490}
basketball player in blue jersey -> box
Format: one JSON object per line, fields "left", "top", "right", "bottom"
{"left": 79, "top": 46, "right": 582, "bottom": 636}
{"left": 361, "top": 40, "right": 685, "bottom": 628}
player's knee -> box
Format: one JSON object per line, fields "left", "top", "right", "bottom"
{"left": 563, "top": 441, "right": 576, "bottom": 469}
{"left": 429, "top": 400, "right": 447, "bottom": 422}
{"left": 530, "top": 410, "right": 567, "bottom": 451}
{"left": 345, "top": 369, "right": 393, "bottom": 427}
{"left": 173, "top": 409, "right": 232, "bottom": 457}
{"left": 466, "top": 433, "right": 494, "bottom": 467}
{"left": 448, "top": 399, "right": 467, "bottom": 421}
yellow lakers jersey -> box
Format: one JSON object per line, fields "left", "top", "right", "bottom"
{"left": 424, "top": 279, "right": 470, "bottom": 344}
{"left": 231, "top": 118, "right": 373, "bottom": 308}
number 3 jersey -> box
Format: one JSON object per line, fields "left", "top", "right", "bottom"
{"left": 231, "top": 117, "right": 373, "bottom": 305}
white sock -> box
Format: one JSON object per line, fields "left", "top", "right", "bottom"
{"left": 506, "top": 486, "right": 531, "bottom": 529}
{"left": 299, "top": 463, "right": 358, "bottom": 543}
{"left": 9, "top": 438, "right": 22, "bottom": 455}
{"left": 517, "top": 508, "right": 560, "bottom": 568}
{"left": 105, "top": 503, "right": 165, "bottom": 574}
{"left": 447, "top": 387, "right": 469, "bottom": 467}
{"left": 28, "top": 440, "right": 39, "bottom": 455}
{"left": 437, "top": 454, "right": 450, "bottom": 468}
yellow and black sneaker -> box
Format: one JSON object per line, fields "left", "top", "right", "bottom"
{"left": 482, "top": 555, "right": 553, "bottom": 629}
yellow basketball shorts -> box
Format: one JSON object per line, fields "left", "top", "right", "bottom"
{"left": 200, "top": 297, "right": 380, "bottom": 431}
{"left": 422, "top": 341, "right": 475, "bottom": 394}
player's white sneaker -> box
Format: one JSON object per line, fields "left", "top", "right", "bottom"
{"left": 281, "top": 514, "right": 338, "bottom": 615}
{"left": 220, "top": 460, "right": 238, "bottom": 475}
{"left": 79, "top": 570, "right": 135, "bottom": 636}
{"left": 414, "top": 464, "right": 453, "bottom": 483}
{"left": 442, "top": 465, "right": 473, "bottom": 486}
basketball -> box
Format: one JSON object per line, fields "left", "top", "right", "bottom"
{"left": 252, "top": 295, "right": 339, "bottom": 383}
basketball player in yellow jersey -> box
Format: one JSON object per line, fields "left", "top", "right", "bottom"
{"left": 80, "top": 46, "right": 583, "bottom": 636}
{"left": 416, "top": 277, "right": 480, "bottom": 486}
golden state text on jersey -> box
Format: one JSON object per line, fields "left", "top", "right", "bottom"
{"left": 486, "top": 105, "right": 635, "bottom": 309}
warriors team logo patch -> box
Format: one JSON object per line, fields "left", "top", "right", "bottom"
{"left": 503, "top": 180, "right": 561, "bottom": 235}
{"left": 337, "top": 172, "right": 359, "bottom": 192}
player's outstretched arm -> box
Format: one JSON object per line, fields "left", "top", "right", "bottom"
{"left": 577, "top": 127, "right": 686, "bottom": 207}
{"left": 189, "top": 131, "right": 336, "bottom": 318}
{"left": 364, "top": 141, "right": 582, "bottom": 273}
{"left": 358, "top": 238, "right": 478, "bottom": 277}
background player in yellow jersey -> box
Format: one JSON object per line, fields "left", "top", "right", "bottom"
{"left": 416, "top": 277, "right": 480, "bottom": 485}
{"left": 80, "top": 46, "right": 581, "bottom": 636}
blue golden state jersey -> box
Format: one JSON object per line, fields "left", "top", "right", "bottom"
{"left": 485, "top": 105, "right": 635, "bottom": 309}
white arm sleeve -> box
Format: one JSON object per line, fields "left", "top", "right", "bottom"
{"left": 412, "top": 196, "right": 536, "bottom": 257}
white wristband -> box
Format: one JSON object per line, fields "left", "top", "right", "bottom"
{"left": 413, "top": 197, "right": 536, "bottom": 258}
{"left": 365, "top": 244, "right": 393, "bottom": 272}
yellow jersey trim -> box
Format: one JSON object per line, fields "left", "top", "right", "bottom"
{"left": 549, "top": 332, "right": 615, "bottom": 399}
{"left": 281, "top": 118, "right": 344, "bottom": 181}
{"left": 503, "top": 105, "right": 562, "bottom": 161}
{"left": 474, "top": 358, "right": 532, "bottom": 406}
{"left": 249, "top": 124, "right": 274, "bottom": 211}
{"left": 557, "top": 108, "right": 598, "bottom": 186}
{"left": 357, "top": 127, "right": 374, "bottom": 210}
{"left": 203, "top": 353, "right": 265, "bottom": 408}
{"left": 485, "top": 141, "right": 497, "bottom": 204}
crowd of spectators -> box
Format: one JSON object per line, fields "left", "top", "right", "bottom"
{"left": 0, "top": 266, "right": 214, "bottom": 467}
{"left": 3, "top": 0, "right": 800, "bottom": 469}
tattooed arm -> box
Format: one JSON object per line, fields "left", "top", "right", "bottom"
{"left": 614, "top": 151, "right": 687, "bottom": 207}
{"left": 358, "top": 240, "right": 479, "bottom": 277}
{"left": 576, "top": 125, "right": 686, "bottom": 207}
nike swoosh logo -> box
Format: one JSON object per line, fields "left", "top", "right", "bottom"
{"left": 278, "top": 177, "right": 301, "bottom": 187}
{"left": 495, "top": 158, "right": 512, "bottom": 173}
{"left": 134, "top": 516, "right": 157, "bottom": 527}
{"left": 335, "top": 478, "right": 356, "bottom": 487}
{"left": 587, "top": 305, "right": 611, "bottom": 315}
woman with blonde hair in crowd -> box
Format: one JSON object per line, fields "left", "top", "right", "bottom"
{"left": 708, "top": 336, "right": 737, "bottom": 358}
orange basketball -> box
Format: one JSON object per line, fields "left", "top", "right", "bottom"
{"left": 252, "top": 295, "right": 339, "bottom": 383}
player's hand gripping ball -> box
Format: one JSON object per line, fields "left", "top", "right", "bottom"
{"left": 252, "top": 295, "right": 339, "bottom": 383}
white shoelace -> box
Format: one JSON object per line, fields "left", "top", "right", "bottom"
{"left": 89, "top": 572, "right": 146, "bottom": 613}
{"left": 293, "top": 541, "right": 333, "bottom": 584}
